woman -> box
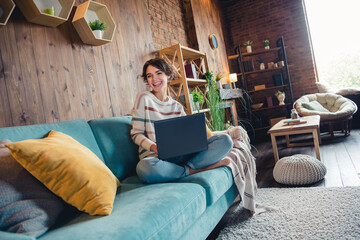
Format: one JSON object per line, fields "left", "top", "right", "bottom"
{"left": 131, "top": 58, "right": 233, "bottom": 183}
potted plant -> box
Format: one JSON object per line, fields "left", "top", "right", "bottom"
{"left": 43, "top": 6, "right": 55, "bottom": 16}
{"left": 215, "top": 73, "right": 222, "bottom": 89}
{"left": 256, "top": 56, "right": 265, "bottom": 70}
{"left": 244, "top": 40, "right": 253, "bottom": 53}
{"left": 205, "top": 71, "right": 225, "bottom": 131}
{"left": 263, "top": 40, "right": 270, "bottom": 50}
{"left": 89, "top": 19, "right": 108, "bottom": 39}
{"left": 191, "top": 90, "right": 204, "bottom": 113}
{"left": 275, "top": 90, "right": 285, "bottom": 105}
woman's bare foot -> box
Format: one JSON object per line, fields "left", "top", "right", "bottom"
{"left": 188, "top": 158, "right": 231, "bottom": 175}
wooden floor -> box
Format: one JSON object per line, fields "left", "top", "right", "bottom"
{"left": 255, "top": 128, "right": 360, "bottom": 188}
{"left": 207, "top": 128, "right": 360, "bottom": 240}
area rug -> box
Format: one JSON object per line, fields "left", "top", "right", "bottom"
{"left": 216, "top": 187, "right": 360, "bottom": 240}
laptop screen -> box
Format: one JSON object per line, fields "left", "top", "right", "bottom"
{"left": 154, "top": 113, "right": 208, "bottom": 160}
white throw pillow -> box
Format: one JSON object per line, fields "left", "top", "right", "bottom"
{"left": 335, "top": 87, "right": 360, "bottom": 96}
{"left": 315, "top": 82, "right": 333, "bottom": 93}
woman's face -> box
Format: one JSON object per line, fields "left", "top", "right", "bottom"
{"left": 146, "top": 65, "right": 169, "bottom": 95}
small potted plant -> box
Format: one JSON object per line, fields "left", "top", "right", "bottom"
{"left": 244, "top": 40, "right": 253, "bottom": 53}
{"left": 191, "top": 90, "right": 204, "bottom": 112}
{"left": 215, "top": 73, "right": 222, "bottom": 89}
{"left": 263, "top": 40, "right": 270, "bottom": 50}
{"left": 274, "top": 90, "right": 285, "bottom": 105}
{"left": 89, "top": 19, "right": 108, "bottom": 39}
{"left": 256, "top": 56, "right": 265, "bottom": 70}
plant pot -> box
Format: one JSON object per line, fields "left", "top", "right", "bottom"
{"left": 265, "top": 46, "right": 270, "bottom": 50}
{"left": 43, "top": 6, "right": 55, "bottom": 16}
{"left": 93, "top": 30, "right": 104, "bottom": 39}
{"left": 260, "top": 63, "right": 265, "bottom": 70}
{"left": 246, "top": 45, "right": 252, "bottom": 53}
{"left": 277, "top": 94, "right": 285, "bottom": 105}
{"left": 216, "top": 81, "right": 222, "bottom": 89}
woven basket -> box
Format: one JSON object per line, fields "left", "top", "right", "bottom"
{"left": 273, "top": 154, "right": 327, "bottom": 185}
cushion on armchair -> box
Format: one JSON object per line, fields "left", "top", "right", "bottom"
{"left": 315, "top": 81, "right": 360, "bottom": 95}
{"left": 295, "top": 93, "right": 357, "bottom": 121}
{"left": 5, "top": 131, "right": 120, "bottom": 216}
{"left": 0, "top": 139, "right": 66, "bottom": 237}
{"left": 302, "top": 101, "right": 329, "bottom": 112}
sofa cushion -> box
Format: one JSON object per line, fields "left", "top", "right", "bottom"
{"left": 0, "top": 139, "right": 65, "bottom": 237}
{"left": 176, "top": 167, "right": 234, "bottom": 206}
{"left": 0, "top": 119, "right": 104, "bottom": 163}
{"left": 0, "top": 231, "right": 35, "bottom": 240}
{"left": 5, "top": 131, "right": 120, "bottom": 216}
{"left": 122, "top": 165, "right": 234, "bottom": 207}
{"left": 88, "top": 116, "right": 139, "bottom": 181}
{"left": 38, "top": 183, "right": 206, "bottom": 240}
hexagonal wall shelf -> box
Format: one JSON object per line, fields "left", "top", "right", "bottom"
{"left": 14, "top": 0, "right": 75, "bottom": 27}
{"left": 0, "top": 0, "right": 15, "bottom": 26}
{"left": 72, "top": 0, "right": 116, "bottom": 46}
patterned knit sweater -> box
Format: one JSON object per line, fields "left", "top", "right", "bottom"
{"left": 131, "top": 91, "right": 186, "bottom": 159}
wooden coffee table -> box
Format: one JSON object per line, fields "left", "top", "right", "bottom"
{"left": 267, "top": 115, "right": 321, "bottom": 162}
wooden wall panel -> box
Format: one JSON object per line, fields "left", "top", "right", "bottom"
{"left": 190, "top": 0, "right": 229, "bottom": 79}
{"left": 0, "top": 0, "right": 153, "bottom": 127}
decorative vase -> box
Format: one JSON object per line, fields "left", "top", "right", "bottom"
{"left": 246, "top": 45, "right": 252, "bottom": 53}
{"left": 277, "top": 93, "right": 285, "bottom": 105}
{"left": 265, "top": 46, "right": 270, "bottom": 50}
{"left": 278, "top": 61, "right": 285, "bottom": 67}
{"left": 93, "top": 30, "right": 104, "bottom": 39}
{"left": 260, "top": 63, "right": 265, "bottom": 70}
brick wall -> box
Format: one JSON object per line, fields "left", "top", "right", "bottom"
{"left": 146, "top": 0, "right": 189, "bottom": 51}
{"left": 221, "top": 0, "right": 318, "bottom": 99}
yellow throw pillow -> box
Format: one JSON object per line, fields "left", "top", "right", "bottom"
{"left": 5, "top": 130, "right": 120, "bottom": 216}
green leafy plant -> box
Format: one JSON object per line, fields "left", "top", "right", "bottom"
{"left": 215, "top": 73, "right": 222, "bottom": 82}
{"left": 274, "top": 90, "right": 284, "bottom": 97}
{"left": 89, "top": 19, "right": 108, "bottom": 31}
{"left": 191, "top": 90, "right": 204, "bottom": 113}
{"left": 191, "top": 91, "right": 204, "bottom": 104}
{"left": 205, "top": 72, "right": 225, "bottom": 131}
{"left": 244, "top": 40, "right": 253, "bottom": 46}
{"left": 263, "top": 40, "right": 270, "bottom": 47}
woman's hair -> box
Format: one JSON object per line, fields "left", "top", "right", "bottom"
{"left": 142, "top": 58, "right": 175, "bottom": 83}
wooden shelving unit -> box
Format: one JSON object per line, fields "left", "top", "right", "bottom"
{"left": 14, "top": 0, "right": 75, "bottom": 27}
{"left": 0, "top": 0, "right": 15, "bottom": 26}
{"left": 72, "top": 0, "right": 115, "bottom": 46}
{"left": 228, "top": 36, "right": 293, "bottom": 134}
{"left": 158, "top": 44, "right": 209, "bottom": 115}
{"left": 248, "top": 84, "right": 288, "bottom": 94}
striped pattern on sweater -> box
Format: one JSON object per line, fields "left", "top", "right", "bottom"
{"left": 131, "top": 91, "right": 186, "bottom": 159}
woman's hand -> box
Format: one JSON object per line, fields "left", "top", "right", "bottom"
{"left": 150, "top": 144, "right": 158, "bottom": 153}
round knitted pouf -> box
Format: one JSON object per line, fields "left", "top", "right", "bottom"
{"left": 273, "top": 154, "right": 327, "bottom": 186}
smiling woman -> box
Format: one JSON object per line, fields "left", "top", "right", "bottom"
{"left": 130, "top": 58, "right": 233, "bottom": 184}
{"left": 304, "top": 0, "right": 360, "bottom": 88}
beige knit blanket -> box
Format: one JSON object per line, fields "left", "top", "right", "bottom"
{"left": 215, "top": 127, "right": 257, "bottom": 213}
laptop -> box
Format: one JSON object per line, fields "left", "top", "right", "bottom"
{"left": 154, "top": 113, "right": 208, "bottom": 160}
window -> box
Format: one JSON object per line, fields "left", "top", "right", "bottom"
{"left": 304, "top": 0, "right": 360, "bottom": 89}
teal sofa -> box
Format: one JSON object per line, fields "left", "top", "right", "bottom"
{"left": 0, "top": 116, "right": 238, "bottom": 240}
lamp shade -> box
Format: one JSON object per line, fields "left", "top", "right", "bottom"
{"left": 229, "top": 73, "right": 237, "bottom": 83}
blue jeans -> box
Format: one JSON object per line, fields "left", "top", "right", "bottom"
{"left": 136, "top": 134, "right": 233, "bottom": 183}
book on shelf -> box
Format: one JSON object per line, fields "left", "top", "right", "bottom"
{"left": 242, "top": 60, "right": 254, "bottom": 72}
{"left": 283, "top": 118, "right": 307, "bottom": 125}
